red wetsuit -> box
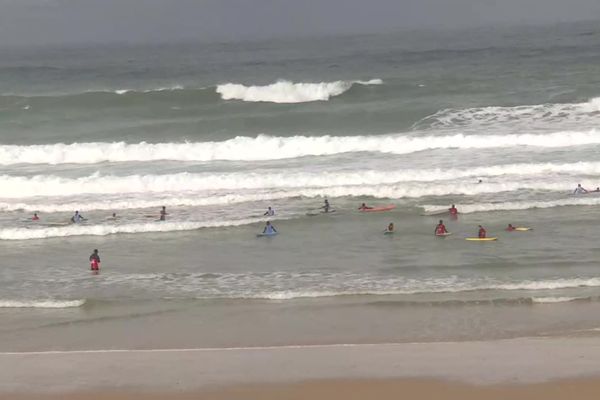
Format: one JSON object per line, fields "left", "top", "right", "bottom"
{"left": 478, "top": 228, "right": 487, "bottom": 238}
{"left": 436, "top": 224, "right": 447, "bottom": 235}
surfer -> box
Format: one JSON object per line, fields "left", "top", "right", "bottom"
{"left": 89, "top": 249, "right": 100, "bottom": 271}
{"left": 160, "top": 206, "right": 167, "bottom": 221}
{"left": 478, "top": 225, "right": 487, "bottom": 238}
{"left": 71, "top": 211, "right": 85, "bottom": 223}
{"left": 506, "top": 224, "right": 516, "bottom": 231}
{"left": 574, "top": 184, "right": 588, "bottom": 194}
{"left": 321, "top": 199, "right": 331, "bottom": 213}
{"left": 386, "top": 222, "right": 394, "bottom": 233}
{"left": 593, "top": 187, "right": 600, "bottom": 193}
{"left": 358, "top": 203, "right": 373, "bottom": 210}
{"left": 264, "top": 207, "right": 275, "bottom": 216}
{"left": 448, "top": 204, "right": 458, "bottom": 217}
{"left": 263, "top": 221, "right": 277, "bottom": 234}
{"left": 32, "top": 213, "right": 39, "bottom": 221}
{"left": 435, "top": 220, "right": 448, "bottom": 235}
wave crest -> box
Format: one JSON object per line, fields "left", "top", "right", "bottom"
{"left": 216, "top": 79, "right": 382, "bottom": 103}
{"left": 1, "top": 129, "right": 599, "bottom": 165}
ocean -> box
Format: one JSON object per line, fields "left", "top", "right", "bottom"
{"left": 2, "top": 21, "right": 600, "bottom": 351}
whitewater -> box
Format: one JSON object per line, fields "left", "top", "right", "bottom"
{"left": 5, "top": 26, "right": 600, "bottom": 351}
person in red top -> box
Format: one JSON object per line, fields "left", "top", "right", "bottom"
{"left": 89, "top": 249, "right": 100, "bottom": 271}
{"left": 32, "top": 213, "right": 39, "bottom": 221}
{"left": 435, "top": 220, "right": 448, "bottom": 235}
{"left": 506, "top": 224, "right": 516, "bottom": 231}
{"left": 449, "top": 204, "right": 458, "bottom": 216}
{"left": 478, "top": 225, "right": 487, "bottom": 238}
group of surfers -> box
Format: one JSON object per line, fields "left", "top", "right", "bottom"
{"left": 29, "top": 206, "right": 169, "bottom": 224}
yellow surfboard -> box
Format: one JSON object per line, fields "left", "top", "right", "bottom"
{"left": 515, "top": 227, "right": 532, "bottom": 231}
{"left": 465, "top": 237, "right": 498, "bottom": 241}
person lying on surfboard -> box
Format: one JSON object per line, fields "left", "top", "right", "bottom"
{"left": 435, "top": 220, "right": 448, "bottom": 235}
{"left": 386, "top": 223, "right": 394, "bottom": 233}
{"left": 478, "top": 225, "right": 487, "bottom": 238}
{"left": 262, "top": 221, "right": 277, "bottom": 234}
{"left": 506, "top": 224, "right": 516, "bottom": 231}
{"left": 574, "top": 184, "right": 588, "bottom": 194}
{"left": 358, "top": 203, "right": 373, "bottom": 210}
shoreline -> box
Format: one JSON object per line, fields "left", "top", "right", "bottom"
{"left": 3, "top": 337, "right": 600, "bottom": 394}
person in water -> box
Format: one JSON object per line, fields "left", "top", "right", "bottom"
{"left": 89, "top": 249, "right": 100, "bottom": 271}
{"left": 506, "top": 224, "right": 516, "bottom": 231}
{"left": 321, "top": 199, "right": 331, "bottom": 213}
{"left": 448, "top": 204, "right": 458, "bottom": 216}
{"left": 386, "top": 222, "right": 394, "bottom": 232}
{"left": 435, "top": 220, "right": 448, "bottom": 235}
{"left": 160, "top": 206, "right": 167, "bottom": 221}
{"left": 264, "top": 207, "right": 275, "bottom": 216}
{"left": 574, "top": 184, "right": 588, "bottom": 194}
{"left": 358, "top": 203, "right": 373, "bottom": 210}
{"left": 32, "top": 213, "right": 39, "bottom": 221}
{"left": 71, "top": 211, "right": 85, "bottom": 223}
{"left": 478, "top": 225, "right": 487, "bottom": 238}
{"left": 593, "top": 187, "right": 600, "bottom": 193}
{"left": 263, "top": 221, "right": 277, "bottom": 234}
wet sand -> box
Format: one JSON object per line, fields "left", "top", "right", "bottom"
{"left": 2, "top": 337, "right": 600, "bottom": 398}
{"left": 3, "top": 378, "right": 600, "bottom": 400}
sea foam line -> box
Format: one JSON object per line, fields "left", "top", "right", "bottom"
{"left": 0, "top": 299, "right": 86, "bottom": 308}
{"left": 1, "top": 129, "right": 599, "bottom": 165}
{"left": 2, "top": 161, "right": 600, "bottom": 198}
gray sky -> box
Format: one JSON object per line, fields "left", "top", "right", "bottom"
{"left": 1, "top": 0, "right": 599, "bottom": 46}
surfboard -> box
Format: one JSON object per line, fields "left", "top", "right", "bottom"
{"left": 436, "top": 232, "right": 452, "bottom": 237}
{"left": 420, "top": 209, "right": 449, "bottom": 216}
{"left": 307, "top": 210, "right": 336, "bottom": 216}
{"left": 465, "top": 237, "right": 498, "bottom": 241}
{"left": 360, "top": 205, "right": 396, "bottom": 212}
{"left": 257, "top": 232, "right": 278, "bottom": 237}
{"left": 515, "top": 227, "right": 532, "bottom": 231}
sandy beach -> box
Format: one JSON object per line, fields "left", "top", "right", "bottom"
{"left": 2, "top": 337, "right": 600, "bottom": 399}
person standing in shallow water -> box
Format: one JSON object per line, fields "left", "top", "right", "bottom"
{"left": 89, "top": 249, "right": 100, "bottom": 272}
{"left": 160, "top": 206, "right": 167, "bottom": 221}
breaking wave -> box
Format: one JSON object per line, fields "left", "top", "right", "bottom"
{"left": 216, "top": 79, "right": 382, "bottom": 103}
{"left": 1, "top": 130, "right": 600, "bottom": 165}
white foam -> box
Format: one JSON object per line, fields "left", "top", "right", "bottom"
{"left": 216, "top": 79, "right": 381, "bottom": 103}
{"left": 495, "top": 278, "right": 600, "bottom": 291}
{"left": 532, "top": 297, "right": 580, "bottom": 304}
{"left": 0, "top": 299, "right": 86, "bottom": 308}
{"left": 2, "top": 161, "right": 598, "bottom": 199}
{"left": 416, "top": 97, "right": 600, "bottom": 129}
{"left": 0, "top": 218, "right": 268, "bottom": 240}
{"left": 423, "top": 196, "right": 600, "bottom": 214}
{"left": 1, "top": 129, "right": 600, "bottom": 165}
